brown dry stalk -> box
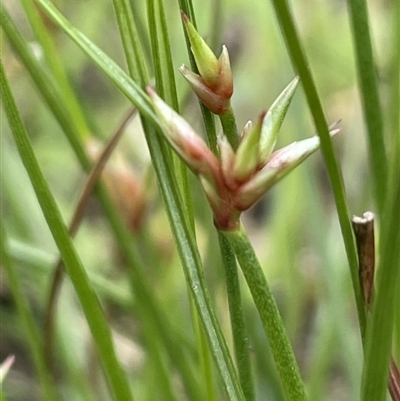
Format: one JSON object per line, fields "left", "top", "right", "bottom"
{"left": 44, "top": 108, "right": 137, "bottom": 368}
{"left": 352, "top": 211, "right": 375, "bottom": 307}
{"left": 352, "top": 212, "right": 400, "bottom": 401}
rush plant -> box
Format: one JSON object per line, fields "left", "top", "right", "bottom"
{"left": 1, "top": 0, "right": 399, "bottom": 400}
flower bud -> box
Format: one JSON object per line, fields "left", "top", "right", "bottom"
{"left": 216, "top": 46, "right": 233, "bottom": 98}
{"left": 181, "top": 12, "right": 219, "bottom": 88}
{"left": 179, "top": 65, "right": 230, "bottom": 114}
{"left": 148, "top": 87, "right": 221, "bottom": 180}
{"left": 181, "top": 13, "right": 234, "bottom": 115}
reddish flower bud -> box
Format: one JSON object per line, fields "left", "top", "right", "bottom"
{"left": 181, "top": 13, "right": 234, "bottom": 115}
{"left": 181, "top": 12, "right": 219, "bottom": 88}
{"left": 179, "top": 65, "right": 230, "bottom": 114}
{"left": 147, "top": 87, "right": 222, "bottom": 183}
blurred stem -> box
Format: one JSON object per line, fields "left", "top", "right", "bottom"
{"left": 147, "top": 0, "right": 194, "bottom": 229}
{"left": 141, "top": 322, "right": 178, "bottom": 401}
{"left": 0, "top": 225, "right": 57, "bottom": 401}
{"left": 189, "top": 293, "right": 218, "bottom": 401}
{"left": 306, "top": 170, "right": 361, "bottom": 398}
{"left": 20, "top": 0, "right": 91, "bottom": 138}
{"left": 223, "top": 224, "right": 308, "bottom": 401}
{"left": 218, "top": 232, "right": 255, "bottom": 401}
{"left": 220, "top": 106, "right": 239, "bottom": 150}
{"left": 44, "top": 107, "right": 136, "bottom": 368}
{"left": 268, "top": 0, "right": 366, "bottom": 339}
{"left": 0, "top": 60, "right": 134, "bottom": 401}
{"left": 209, "top": 0, "right": 223, "bottom": 54}
{"left": 347, "top": 0, "right": 387, "bottom": 215}
{"left": 111, "top": 0, "right": 148, "bottom": 84}
{"left": 306, "top": 313, "right": 337, "bottom": 401}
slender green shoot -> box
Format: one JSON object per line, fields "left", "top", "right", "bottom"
{"left": 360, "top": 142, "right": 400, "bottom": 400}
{"left": 267, "top": 0, "right": 366, "bottom": 338}
{"left": 220, "top": 106, "right": 239, "bottom": 150}
{"left": 1, "top": 58, "right": 134, "bottom": 401}
{"left": 347, "top": 0, "right": 387, "bottom": 215}
{"left": 223, "top": 224, "right": 308, "bottom": 401}
{"left": 218, "top": 232, "right": 255, "bottom": 401}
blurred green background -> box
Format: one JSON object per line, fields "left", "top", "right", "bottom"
{"left": 1, "top": 0, "right": 398, "bottom": 400}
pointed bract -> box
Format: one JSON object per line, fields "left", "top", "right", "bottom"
{"left": 236, "top": 135, "right": 321, "bottom": 209}
{"left": 259, "top": 77, "right": 299, "bottom": 163}
{"left": 216, "top": 46, "right": 233, "bottom": 98}
{"left": 235, "top": 166, "right": 278, "bottom": 210}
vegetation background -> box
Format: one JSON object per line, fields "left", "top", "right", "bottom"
{"left": 1, "top": 0, "right": 399, "bottom": 400}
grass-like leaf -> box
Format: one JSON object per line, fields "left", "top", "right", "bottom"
{"left": 267, "top": 0, "right": 366, "bottom": 338}
{"left": 361, "top": 139, "right": 400, "bottom": 399}
{"left": 147, "top": 0, "right": 194, "bottom": 226}
{"left": 361, "top": 178, "right": 400, "bottom": 400}
{"left": 111, "top": 0, "right": 148, "bottom": 83}
{"left": 347, "top": 0, "right": 387, "bottom": 215}
{"left": 1, "top": 57, "right": 134, "bottom": 401}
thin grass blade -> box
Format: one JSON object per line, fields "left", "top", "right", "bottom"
{"left": 347, "top": 0, "right": 387, "bottom": 215}
{"left": 0, "top": 58, "right": 134, "bottom": 401}
{"left": 267, "top": 0, "right": 366, "bottom": 338}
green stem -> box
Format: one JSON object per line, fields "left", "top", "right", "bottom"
{"left": 223, "top": 224, "right": 308, "bottom": 401}
{"left": 219, "top": 106, "right": 239, "bottom": 150}
{"left": 267, "top": 0, "right": 366, "bottom": 339}
{"left": 189, "top": 292, "right": 218, "bottom": 401}
{"left": 218, "top": 232, "right": 255, "bottom": 401}
{"left": 347, "top": 0, "right": 387, "bottom": 215}
{"left": 361, "top": 157, "right": 400, "bottom": 400}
